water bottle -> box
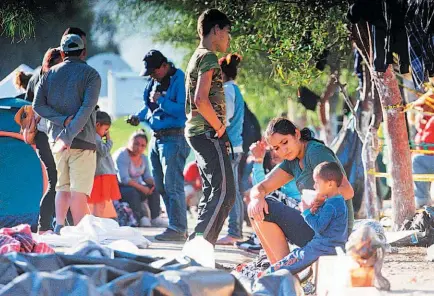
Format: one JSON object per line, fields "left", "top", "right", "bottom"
{"left": 182, "top": 233, "right": 215, "bottom": 268}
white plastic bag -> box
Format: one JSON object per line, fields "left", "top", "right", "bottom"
{"left": 182, "top": 234, "right": 215, "bottom": 268}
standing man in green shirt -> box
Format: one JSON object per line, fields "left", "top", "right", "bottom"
{"left": 184, "top": 9, "right": 235, "bottom": 245}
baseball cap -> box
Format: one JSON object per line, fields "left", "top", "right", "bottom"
{"left": 140, "top": 50, "right": 167, "bottom": 76}
{"left": 60, "top": 34, "right": 85, "bottom": 52}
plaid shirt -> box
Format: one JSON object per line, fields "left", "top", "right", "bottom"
{"left": 0, "top": 224, "right": 54, "bottom": 255}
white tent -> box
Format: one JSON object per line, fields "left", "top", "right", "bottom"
{"left": 0, "top": 64, "right": 35, "bottom": 98}
{"left": 87, "top": 53, "right": 132, "bottom": 97}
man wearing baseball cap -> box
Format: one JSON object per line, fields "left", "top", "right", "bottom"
{"left": 127, "top": 50, "right": 190, "bottom": 241}
{"left": 33, "top": 33, "right": 101, "bottom": 233}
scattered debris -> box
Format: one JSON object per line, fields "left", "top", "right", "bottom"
{"left": 346, "top": 225, "right": 391, "bottom": 291}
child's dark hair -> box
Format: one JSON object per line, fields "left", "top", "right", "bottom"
{"left": 197, "top": 9, "right": 231, "bottom": 37}
{"left": 314, "top": 162, "right": 343, "bottom": 187}
{"left": 265, "top": 117, "right": 324, "bottom": 144}
{"left": 131, "top": 129, "right": 148, "bottom": 143}
{"left": 219, "top": 53, "right": 242, "bottom": 80}
{"left": 96, "top": 111, "right": 111, "bottom": 126}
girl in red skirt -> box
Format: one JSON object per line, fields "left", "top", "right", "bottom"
{"left": 88, "top": 111, "right": 121, "bottom": 218}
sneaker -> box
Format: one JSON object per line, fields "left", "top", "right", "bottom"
{"left": 236, "top": 233, "right": 261, "bottom": 250}
{"left": 234, "top": 249, "right": 270, "bottom": 280}
{"left": 302, "top": 280, "right": 316, "bottom": 295}
{"left": 235, "top": 262, "right": 262, "bottom": 280}
{"left": 139, "top": 217, "right": 152, "bottom": 227}
{"left": 155, "top": 228, "right": 187, "bottom": 242}
{"left": 151, "top": 216, "right": 169, "bottom": 228}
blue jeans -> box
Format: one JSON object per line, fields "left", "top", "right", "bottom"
{"left": 412, "top": 154, "right": 434, "bottom": 208}
{"left": 228, "top": 152, "right": 244, "bottom": 238}
{"left": 150, "top": 134, "right": 190, "bottom": 233}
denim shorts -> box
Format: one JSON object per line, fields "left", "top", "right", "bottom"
{"left": 263, "top": 197, "right": 314, "bottom": 247}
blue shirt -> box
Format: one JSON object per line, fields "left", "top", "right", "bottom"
{"left": 224, "top": 81, "right": 244, "bottom": 149}
{"left": 252, "top": 162, "right": 301, "bottom": 201}
{"left": 136, "top": 69, "right": 187, "bottom": 131}
{"left": 302, "top": 194, "right": 348, "bottom": 252}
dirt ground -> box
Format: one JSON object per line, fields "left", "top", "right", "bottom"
{"left": 381, "top": 246, "right": 434, "bottom": 295}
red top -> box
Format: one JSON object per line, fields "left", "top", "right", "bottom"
{"left": 184, "top": 161, "right": 202, "bottom": 190}
{"left": 415, "top": 116, "right": 434, "bottom": 151}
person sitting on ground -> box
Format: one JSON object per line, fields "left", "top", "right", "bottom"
{"left": 257, "top": 161, "right": 348, "bottom": 278}
{"left": 183, "top": 161, "right": 202, "bottom": 215}
{"left": 236, "top": 141, "right": 300, "bottom": 252}
{"left": 243, "top": 117, "right": 354, "bottom": 277}
{"left": 13, "top": 71, "right": 32, "bottom": 100}
{"left": 113, "top": 130, "right": 167, "bottom": 227}
{"left": 412, "top": 92, "right": 434, "bottom": 208}
{"left": 88, "top": 110, "right": 121, "bottom": 218}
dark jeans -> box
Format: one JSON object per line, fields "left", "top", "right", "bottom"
{"left": 150, "top": 134, "right": 190, "bottom": 233}
{"left": 119, "top": 185, "right": 160, "bottom": 221}
{"left": 187, "top": 132, "right": 236, "bottom": 245}
{"left": 35, "top": 132, "right": 57, "bottom": 231}
{"left": 264, "top": 198, "right": 314, "bottom": 248}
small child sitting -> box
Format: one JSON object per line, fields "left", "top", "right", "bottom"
{"left": 88, "top": 111, "right": 121, "bottom": 218}
{"left": 259, "top": 161, "right": 348, "bottom": 277}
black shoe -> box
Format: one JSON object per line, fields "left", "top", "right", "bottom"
{"left": 155, "top": 228, "right": 187, "bottom": 242}
{"left": 236, "top": 234, "right": 261, "bottom": 249}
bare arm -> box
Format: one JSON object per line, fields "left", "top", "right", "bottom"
{"left": 339, "top": 175, "right": 354, "bottom": 200}
{"left": 251, "top": 167, "right": 294, "bottom": 199}
{"left": 194, "top": 69, "right": 224, "bottom": 134}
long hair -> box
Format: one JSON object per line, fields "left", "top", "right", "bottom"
{"left": 42, "top": 48, "right": 62, "bottom": 73}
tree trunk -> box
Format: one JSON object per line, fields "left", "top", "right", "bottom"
{"left": 373, "top": 66, "right": 415, "bottom": 229}
{"left": 359, "top": 67, "right": 382, "bottom": 219}
{"left": 319, "top": 71, "right": 339, "bottom": 145}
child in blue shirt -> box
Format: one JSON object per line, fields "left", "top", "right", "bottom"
{"left": 259, "top": 161, "right": 348, "bottom": 277}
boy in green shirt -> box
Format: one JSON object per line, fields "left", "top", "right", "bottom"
{"left": 184, "top": 9, "right": 235, "bottom": 245}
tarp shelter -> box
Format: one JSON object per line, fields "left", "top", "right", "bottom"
{"left": 0, "top": 65, "right": 35, "bottom": 98}
{"left": 0, "top": 98, "right": 48, "bottom": 229}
